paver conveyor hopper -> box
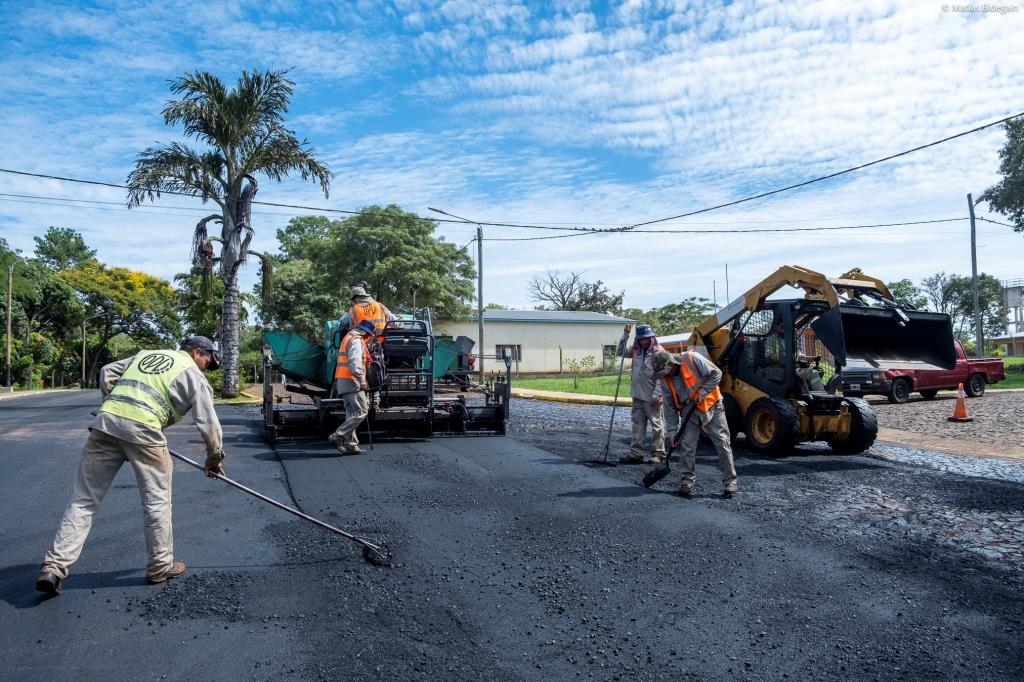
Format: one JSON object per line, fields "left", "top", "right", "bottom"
{"left": 260, "top": 309, "right": 509, "bottom": 441}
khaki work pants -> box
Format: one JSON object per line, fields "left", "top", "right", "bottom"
{"left": 676, "top": 401, "right": 737, "bottom": 493}
{"left": 332, "top": 390, "right": 369, "bottom": 449}
{"left": 630, "top": 399, "right": 666, "bottom": 458}
{"left": 42, "top": 429, "right": 175, "bottom": 580}
{"left": 663, "top": 399, "right": 682, "bottom": 448}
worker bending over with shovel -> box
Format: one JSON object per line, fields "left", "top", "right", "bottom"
{"left": 36, "top": 336, "right": 225, "bottom": 595}
{"left": 329, "top": 320, "right": 376, "bottom": 455}
{"left": 616, "top": 324, "right": 666, "bottom": 465}
{"left": 652, "top": 349, "right": 738, "bottom": 499}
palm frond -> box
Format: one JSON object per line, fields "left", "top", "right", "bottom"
{"left": 249, "top": 250, "right": 274, "bottom": 307}
{"left": 240, "top": 127, "right": 332, "bottom": 197}
{"left": 126, "top": 143, "right": 226, "bottom": 207}
{"left": 191, "top": 214, "right": 222, "bottom": 263}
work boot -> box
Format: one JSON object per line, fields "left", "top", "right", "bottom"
{"left": 676, "top": 487, "right": 693, "bottom": 498}
{"left": 35, "top": 571, "right": 62, "bottom": 596}
{"left": 618, "top": 455, "right": 644, "bottom": 465}
{"left": 648, "top": 455, "right": 664, "bottom": 465}
{"left": 147, "top": 561, "right": 186, "bottom": 585}
{"left": 722, "top": 489, "right": 736, "bottom": 500}
{"left": 344, "top": 447, "right": 366, "bottom": 455}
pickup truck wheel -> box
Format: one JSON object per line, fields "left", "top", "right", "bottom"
{"left": 966, "top": 373, "right": 986, "bottom": 397}
{"left": 828, "top": 397, "right": 878, "bottom": 454}
{"left": 743, "top": 397, "right": 800, "bottom": 455}
{"left": 887, "top": 378, "right": 911, "bottom": 404}
{"left": 919, "top": 390, "right": 938, "bottom": 400}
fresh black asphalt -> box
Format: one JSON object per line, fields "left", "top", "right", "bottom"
{"left": 1, "top": 391, "right": 1021, "bottom": 680}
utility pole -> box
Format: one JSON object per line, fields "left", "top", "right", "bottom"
{"left": 428, "top": 207, "right": 485, "bottom": 382}
{"left": 81, "top": 319, "right": 87, "bottom": 387}
{"left": 4, "top": 264, "right": 11, "bottom": 389}
{"left": 968, "top": 193, "right": 984, "bottom": 358}
{"left": 725, "top": 263, "right": 730, "bottom": 301}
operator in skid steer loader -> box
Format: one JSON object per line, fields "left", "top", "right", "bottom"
{"left": 329, "top": 320, "right": 376, "bottom": 455}
{"left": 616, "top": 323, "right": 667, "bottom": 465}
{"left": 652, "top": 349, "right": 738, "bottom": 498}
{"left": 35, "top": 336, "right": 226, "bottom": 596}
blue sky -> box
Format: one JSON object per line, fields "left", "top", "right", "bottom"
{"left": 1, "top": 0, "right": 1022, "bottom": 312}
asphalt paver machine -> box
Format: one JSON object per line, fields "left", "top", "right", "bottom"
{"left": 261, "top": 309, "right": 510, "bottom": 441}
{"left": 689, "top": 266, "right": 956, "bottom": 454}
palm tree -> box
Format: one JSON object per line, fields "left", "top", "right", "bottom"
{"left": 127, "top": 70, "right": 331, "bottom": 397}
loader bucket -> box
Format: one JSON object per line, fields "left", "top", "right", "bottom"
{"left": 263, "top": 331, "right": 326, "bottom": 386}
{"left": 811, "top": 306, "right": 956, "bottom": 370}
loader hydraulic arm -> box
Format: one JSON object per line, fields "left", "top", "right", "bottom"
{"left": 691, "top": 265, "right": 840, "bottom": 348}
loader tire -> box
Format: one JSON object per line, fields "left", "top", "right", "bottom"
{"left": 743, "top": 397, "right": 800, "bottom": 455}
{"left": 828, "top": 397, "right": 878, "bottom": 454}
{"left": 965, "top": 373, "right": 986, "bottom": 397}
{"left": 887, "top": 378, "right": 911, "bottom": 404}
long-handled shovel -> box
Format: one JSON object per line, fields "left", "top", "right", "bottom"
{"left": 642, "top": 404, "right": 696, "bottom": 489}
{"left": 588, "top": 350, "right": 628, "bottom": 467}
{"left": 169, "top": 449, "right": 391, "bottom": 567}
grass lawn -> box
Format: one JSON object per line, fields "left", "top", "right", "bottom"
{"left": 998, "top": 357, "right": 1024, "bottom": 390}
{"left": 514, "top": 374, "right": 630, "bottom": 397}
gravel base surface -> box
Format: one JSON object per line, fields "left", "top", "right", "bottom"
{"left": 868, "top": 391, "right": 1022, "bottom": 443}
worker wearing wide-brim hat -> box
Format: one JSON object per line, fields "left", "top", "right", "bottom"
{"left": 36, "top": 336, "right": 226, "bottom": 595}
{"left": 652, "top": 349, "right": 737, "bottom": 498}
{"left": 347, "top": 286, "right": 397, "bottom": 342}
{"left": 616, "top": 323, "right": 667, "bottom": 464}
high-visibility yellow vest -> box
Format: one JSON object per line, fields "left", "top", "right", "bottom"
{"left": 99, "top": 350, "right": 191, "bottom": 430}
{"left": 664, "top": 352, "right": 722, "bottom": 413}
{"left": 334, "top": 331, "right": 367, "bottom": 381}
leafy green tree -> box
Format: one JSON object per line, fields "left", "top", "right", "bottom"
{"left": 529, "top": 271, "right": 624, "bottom": 314}
{"left": 127, "top": 69, "right": 331, "bottom": 397}
{"left": 980, "top": 118, "right": 1024, "bottom": 233}
{"left": 33, "top": 227, "right": 97, "bottom": 271}
{"left": 886, "top": 279, "right": 928, "bottom": 310}
{"left": 485, "top": 302, "right": 512, "bottom": 310}
{"left": 266, "top": 207, "right": 476, "bottom": 328}
{"left": 256, "top": 259, "right": 340, "bottom": 340}
{"left": 61, "top": 262, "right": 181, "bottom": 381}
{"left": 921, "top": 271, "right": 1007, "bottom": 342}
{"left": 646, "top": 297, "right": 717, "bottom": 335}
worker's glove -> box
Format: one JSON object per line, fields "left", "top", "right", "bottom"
{"left": 359, "top": 380, "right": 369, "bottom": 391}
{"left": 204, "top": 449, "right": 225, "bottom": 478}
{"left": 651, "top": 397, "right": 663, "bottom": 406}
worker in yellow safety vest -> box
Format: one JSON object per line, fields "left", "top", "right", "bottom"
{"left": 329, "top": 320, "right": 376, "bottom": 455}
{"left": 652, "top": 349, "right": 738, "bottom": 499}
{"left": 36, "top": 336, "right": 225, "bottom": 596}
{"left": 348, "top": 286, "right": 396, "bottom": 343}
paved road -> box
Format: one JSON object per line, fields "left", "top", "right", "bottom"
{"left": 2, "top": 392, "right": 1023, "bottom": 680}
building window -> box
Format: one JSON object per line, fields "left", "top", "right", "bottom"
{"left": 495, "top": 344, "right": 522, "bottom": 361}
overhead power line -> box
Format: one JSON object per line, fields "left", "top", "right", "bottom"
{"left": 977, "top": 216, "right": 1019, "bottom": 229}
{"left": 481, "top": 217, "right": 968, "bottom": 241}
{"left": 1, "top": 109, "right": 1021, "bottom": 235}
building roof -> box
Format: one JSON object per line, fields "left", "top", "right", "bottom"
{"left": 467, "top": 310, "right": 635, "bottom": 324}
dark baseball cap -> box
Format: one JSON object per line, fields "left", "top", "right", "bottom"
{"left": 181, "top": 336, "right": 220, "bottom": 370}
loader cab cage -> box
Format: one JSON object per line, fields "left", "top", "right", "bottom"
{"left": 730, "top": 300, "right": 839, "bottom": 400}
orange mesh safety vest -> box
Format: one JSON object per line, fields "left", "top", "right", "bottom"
{"left": 663, "top": 353, "right": 722, "bottom": 413}
{"left": 350, "top": 300, "right": 388, "bottom": 334}
{"left": 334, "top": 331, "right": 367, "bottom": 381}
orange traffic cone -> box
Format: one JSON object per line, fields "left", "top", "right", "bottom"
{"left": 947, "top": 383, "right": 973, "bottom": 422}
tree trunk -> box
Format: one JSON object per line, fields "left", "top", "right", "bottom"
{"left": 220, "top": 273, "right": 241, "bottom": 398}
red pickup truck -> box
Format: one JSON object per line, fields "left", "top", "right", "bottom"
{"left": 841, "top": 340, "right": 1005, "bottom": 403}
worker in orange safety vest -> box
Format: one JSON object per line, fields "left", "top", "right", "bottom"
{"left": 347, "top": 286, "right": 396, "bottom": 343}
{"left": 652, "top": 349, "right": 737, "bottom": 499}
{"left": 329, "top": 320, "right": 376, "bottom": 455}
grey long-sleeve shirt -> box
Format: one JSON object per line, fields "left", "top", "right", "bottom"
{"left": 617, "top": 333, "right": 663, "bottom": 402}
{"left": 91, "top": 352, "right": 223, "bottom": 455}
{"left": 664, "top": 351, "right": 722, "bottom": 410}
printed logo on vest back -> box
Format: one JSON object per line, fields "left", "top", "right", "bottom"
{"left": 137, "top": 353, "right": 175, "bottom": 375}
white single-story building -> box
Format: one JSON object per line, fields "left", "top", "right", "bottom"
{"left": 991, "top": 332, "right": 1024, "bottom": 357}
{"left": 435, "top": 310, "right": 635, "bottom": 374}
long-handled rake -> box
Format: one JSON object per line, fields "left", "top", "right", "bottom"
{"left": 169, "top": 449, "right": 391, "bottom": 567}
{"left": 642, "top": 405, "right": 696, "bottom": 489}
{"left": 588, "top": 350, "right": 628, "bottom": 467}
